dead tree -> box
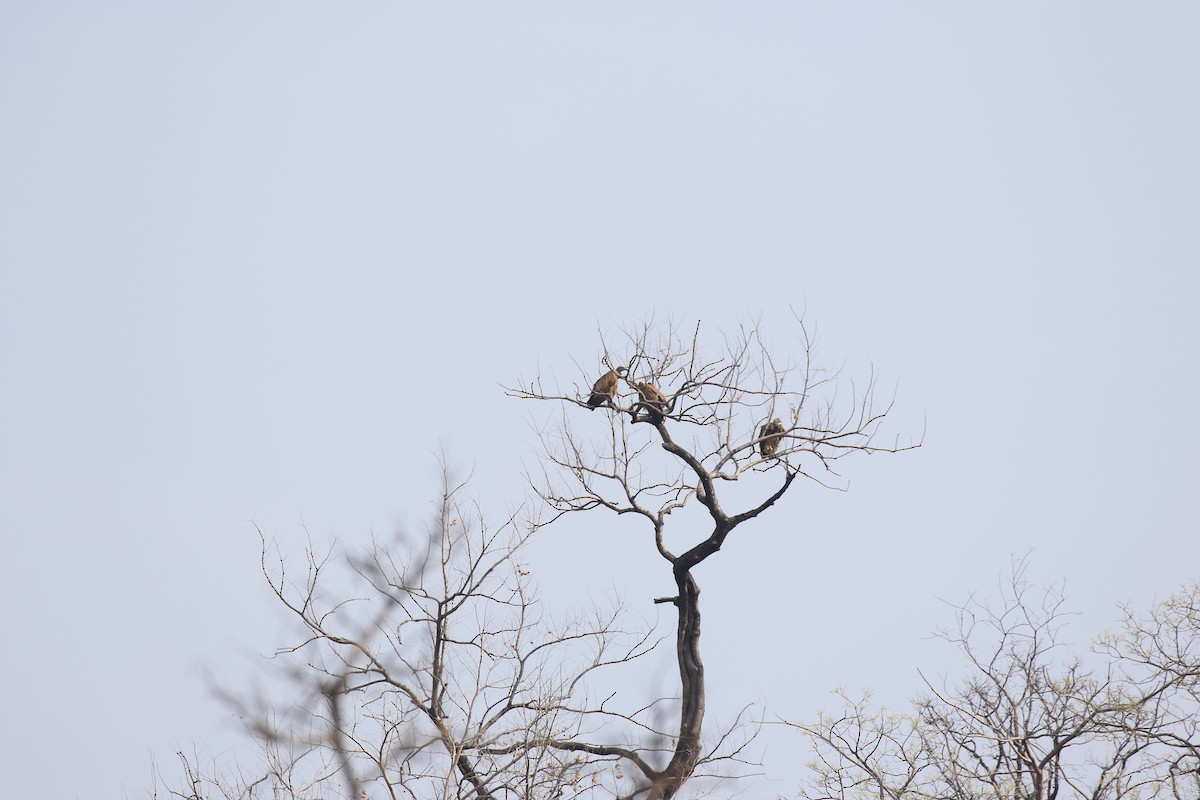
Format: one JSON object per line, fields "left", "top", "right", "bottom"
{"left": 159, "top": 467, "right": 665, "bottom": 800}
{"left": 507, "top": 316, "right": 916, "bottom": 799}
{"left": 788, "top": 565, "right": 1200, "bottom": 800}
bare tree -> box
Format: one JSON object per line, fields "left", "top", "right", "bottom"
{"left": 506, "top": 315, "right": 916, "bottom": 799}
{"left": 788, "top": 565, "right": 1200, "bottom": 800}
{"left": 159, "top": 467, "right": 664, "bottom": 800}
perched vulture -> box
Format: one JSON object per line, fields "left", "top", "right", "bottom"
{"left": 635, "top": 381, "right": 667, "bottom": 413}
{"left": 587, "top": 366, "right": 627, "bottom": 409}
{"left": 758, "top": 418, "right": 785, "bottom": 457}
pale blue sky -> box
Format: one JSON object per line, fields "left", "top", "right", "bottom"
{"left": 1, "top": 4, "right": 1197, "bottom": 798}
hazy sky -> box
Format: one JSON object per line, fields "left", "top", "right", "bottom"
{"left": 1, "top": 4, "right": 1197, "bottom": 798}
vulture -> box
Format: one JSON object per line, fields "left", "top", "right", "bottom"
{"left": 758, "top": 418, "right": 785, "bottom": 457}
{"left": 635, "top": 381, "right": 667, "bottom": 413}
{"left": 587, "top": 366, "right": 627, "bottom": 409}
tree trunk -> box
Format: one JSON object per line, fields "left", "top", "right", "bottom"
{"left": 651, "top": 568, "right": 704, "bottom": 800}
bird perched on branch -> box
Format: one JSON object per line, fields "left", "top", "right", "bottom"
{"left": 587, "top": 366, "right": 627, "bottom": 409}
{"left": 635, "top": 381, "right": 667, "bottom": 413}
{"left": 759, "top": 418, "right": 785, "bottom": 457}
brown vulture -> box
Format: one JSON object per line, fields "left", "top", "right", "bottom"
{"left": 635, "top": 381, "right": 667, "bottom": 412}
{"left": 759, "top": 418, "right": 785, "bottom": 457}
{"left": 587, "top": 366, "right": 627, "bottom": 409}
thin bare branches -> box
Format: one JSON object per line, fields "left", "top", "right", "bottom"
{"left": 164, "top": 463, "right": 669, "bottom": 800}
{"left": 787, "top": 567, "right": 1200, "bottom": 800}
{"left": 507, "top": 317, "right": 918, "bottom": 556}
